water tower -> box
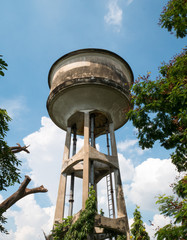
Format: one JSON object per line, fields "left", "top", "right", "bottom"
{"left": 47, "top": 49, "right": 133, "bottom": 240}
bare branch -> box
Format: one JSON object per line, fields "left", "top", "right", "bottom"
{"left": 25, "top": 185, "right": 48, "bottom": 195}
{"left": 0, "top": 176, "right": 48, "bottom": 212}
{"left": 10, "top": 143, "right": 30, "bottom": 154}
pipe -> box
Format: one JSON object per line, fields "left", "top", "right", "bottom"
{"left": 90, "top": 113, "right": 95, "bottom": 187}
{"left": 68, "top": 125, "right": 77, "bottom": 216}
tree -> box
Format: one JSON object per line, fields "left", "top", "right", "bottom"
{"left": 159, "top": 0, "right": 187, "bottom": 38}
{"left": 155, "top": 175, "right": 187, "bottom": 239}
{"left": 128, "top": 49, "right": 187, "bottom": 172}
{"left": 0, "top": 56, "right": 48, "bottom": 233}
{"left": 130, "top": 206, "right": 150, "bottom": 240}
{"left": 128, "top": 0, "right": 187, "bottom": 238}
{"left": 0, "top": 109, "right": 21, "bottom": 191}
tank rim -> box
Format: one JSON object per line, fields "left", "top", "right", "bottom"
{"left": 47, "top": 80, "right": 131, "bottom": 135}
{"left": 48, "top": 48, "right": 134, "bottom": 88}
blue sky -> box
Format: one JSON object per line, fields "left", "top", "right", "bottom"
{"left": 0, "top": 0, "right": 186, "bottom": 239}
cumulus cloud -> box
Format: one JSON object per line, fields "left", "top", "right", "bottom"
{"left": 18, "top": 116, "right": 66, "bottom": 205}
{"left": 117, "top": 139, "right": 148, "bottom": 156}
{"left": 118, "top": 153, "right": 135, "bottom": 182}
{"left": 126, "top": 158, "right": 178, "bottom": 210}
{"left": 104, "top": 0, "right": 123, "bottom": 31}
{"left": 0, "top": 195, "right": 54, "bottom": 240}
{"left": 18, "top": 116, "right": 86, "bottom": 207}
{"left": 118, "top": 139, "right": 138, "bottom": 151}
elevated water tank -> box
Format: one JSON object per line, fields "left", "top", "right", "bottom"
{"left": 47, "top": 48, "right": 133, "bottom": 136}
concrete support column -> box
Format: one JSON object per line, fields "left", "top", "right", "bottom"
{"left": 54, "top": 127, "right": 71, "bottom": 223}
{"left": 82, "top": 112, "right": 90, "bottom": 209}
{"left": 109, "top": 123, "right": 130, "bottom": 239}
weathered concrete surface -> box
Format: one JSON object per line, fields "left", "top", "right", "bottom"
{"left": 54, "top": 127, "right": 71, "bottom": 224}
{"left": 82, "top": 112, "right": 90, "bottom": 209}
{"left": 94, "top": 214, "right": 126, "bottom": 234}
{"left": 62, "top": 145, "right": 118, "bottom": 174}
{"left": 48, "top": 49, "right": 133, "bottom": 91}
{"left": 110, "top": 122, "right": 130, "bottom": 238}
{"left": 48, "top": 50, "right": 133, "bottom": 240}
{"left": 61, "top": 144, "right": 119, "bottom": 183}
{"left": 47, "top": 49, "right": 134, "bottom": 136}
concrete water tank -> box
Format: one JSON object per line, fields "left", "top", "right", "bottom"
{"left": 47, "top": 48, "right": 134, "bottom": 136}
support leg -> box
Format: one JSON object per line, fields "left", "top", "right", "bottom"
{"left": 109, "top": 123, "right": 130, "bottom": 239}
{"left": 82, "top": 112, "right": 90, "bottom": 209}
{"left": 54, "top": 127, "right": 71, "bottom": 223}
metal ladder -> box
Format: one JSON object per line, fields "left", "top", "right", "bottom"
{"left": 106, "top": 126, "right": 116, "bottom": 240}
{"left": 106, "top": 173, "right": 114, "bottom": 218}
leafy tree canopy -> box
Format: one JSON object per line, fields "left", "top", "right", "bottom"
{"left": 128, "top": 49, "right": 187, "bottom": 172}
{"left": 155, "top": 175, "right": 187, "bottom": 240}
{"left": 159, "top": 0, "right": 187, "bottom": 38}
{"left": 0, "top": 56, "right": 21, "bottom": 191}
{"left": 131, "top": 206, "right": 150, "bottom": 240}
{"left": 0, "top": 109, "right": 21, "bottom": 191}
{"left": 0, "top": 56, "right": 20, "bottom": 233}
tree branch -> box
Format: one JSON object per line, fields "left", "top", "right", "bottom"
{"left": 0, "top": 175, "right": 48, "bottom": 212}
{"left": 10, "top": 143, "right": 30, "bottom": 154}
{"left": 25, "top": 185, "right": 48, "bottom": 195}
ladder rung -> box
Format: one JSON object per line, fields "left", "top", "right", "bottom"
{"left": 106, "top": 173, "right": 115, "bottom": 219}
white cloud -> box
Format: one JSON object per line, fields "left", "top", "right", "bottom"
{"left": 104, "top": 0, "right": 122, "bottom": 31}
{"left": 19, "top": 116, "right": 66, "bottom": 205}
{"left": 0, "top": 195, "right": 54, "bottom": 240}
{"left": 118, "top": 139, "right": 138, "bottom": 151}
{"left": 118, "top": 153, "right": 135, "bottom": 182}
{"left": 18, "top": 116, "right": 84, "bottom": 214}
{"left": 117, "top": 139, "right": 148, "bottom": 156}
{"left": 126, "top": 158, "right": 178, "bottom": 211}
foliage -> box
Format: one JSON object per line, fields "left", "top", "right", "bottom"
{"left": 128, "top": 49, "right": 187, "bottom": 172}
{"left": 155, "top": 175, "right": 187, "bottom": 239}
{"left": 116, "top": 234, "right": 127, "bottom": 240}
{"left": 0, "top": 109, "right": 21, "bottom": 191}
{"left": 0, "top": 108, "right": 21, "bottom": 234}
{"left": 155, "top": 224, "right": 186, "bottom": 240}
{"left": 52, "top": 188, "right": 130, "bottom": 239}
{"left": 0, "top": 55, "right": 8, "bottom": 77}
{"left": 99, "top": 208, "right": 104, "bottom": 216}
{"left": 159, "top": 0, "right": 187, "bottom": 38}
{"left": 52, "top": 187, "right": 97, "bottom": 240}
{"left": 131, "top": 206, "right": 150, "bottom": 240}
{"left": 128, "top": 1, "right": 187, "bottom": 239}
{"left": 0, "top": 58, "right": 21, "bottom": 233}
{"left": 174, "top": 174, "right": 187, "bottom": 198}
{"left": 0, "top": 210, "right": 8, "bottom": 234}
